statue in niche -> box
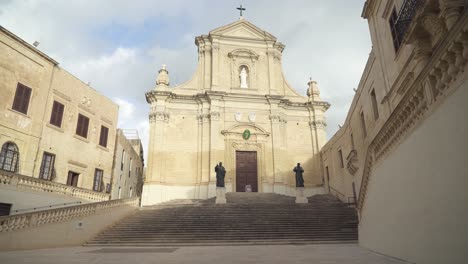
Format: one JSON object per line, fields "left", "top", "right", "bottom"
{"left": 215, "top": 162, "right": 226, "bottom": 187}
{"left": 239, "top": 66, "right": 248, "bottom": 88}
{"left": 293, "top": 163, "right": 305, "bottom": 187}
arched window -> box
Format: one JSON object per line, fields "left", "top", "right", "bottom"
{"left": 0, "top": 142, "right": 19, "bottom": 172}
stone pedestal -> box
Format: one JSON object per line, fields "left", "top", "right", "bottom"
{"left": 215, "top": 187, "right": 226, "bottom": 204}
{"left": 295, "top": 187, "right": 308, "bottom": 203}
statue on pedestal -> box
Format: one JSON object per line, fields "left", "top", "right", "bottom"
{"left": 293, "top": 163, "right": 305, "bottom": 187}
{"left": 239, "top": 67, "right": 248, "bottom": 88}
{"left": 215, "top": 162, "right": 226, "bottom": 187}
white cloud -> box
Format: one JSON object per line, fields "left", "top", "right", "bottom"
{"left": 113, "top": 97, "right": 136, "bottom": 127}
{"left": 1, "top": 0, "right": 372, "bottom": 159}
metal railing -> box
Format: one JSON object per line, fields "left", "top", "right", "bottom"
{"left": 395, "top": 0, "right": 426, "bottom": 42}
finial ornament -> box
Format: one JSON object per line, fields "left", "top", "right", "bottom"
{"left": 156, "top": 64, "right": 170, "bottom": 89}
{"left": 237, "top": 4, "right": 246, "bottom": 18}
{"left": 307, "top": 79, "right": 322, "bottom": 102}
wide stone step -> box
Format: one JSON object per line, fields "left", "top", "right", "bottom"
{"left": 86, "top": 194, "right": 358, "bottom": 247}
{"left": 85, "top": 238, "right": 358, "bottom": 247}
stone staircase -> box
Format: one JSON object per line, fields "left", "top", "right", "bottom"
{"left": 85, "top": 193, "right": 358, "bottom": 246}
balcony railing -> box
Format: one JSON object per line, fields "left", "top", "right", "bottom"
{"left": 395, "top": 0, "right": 427, "bottom": 43}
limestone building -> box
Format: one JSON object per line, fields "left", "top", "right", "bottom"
{"left": 0, "top": 26, "right": 118, "bottom": 213}
{"left": 143, "top": 18, "right": 330, "bottom": 205}
{"left": 320, "top": 0, "right": 468, "bottom": 263}
{"left": 110, "top": 129, "right": 144, "bottom": 199}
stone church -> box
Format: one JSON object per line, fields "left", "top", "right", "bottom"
{"left": 142, "top": 18, "right": 330, "bottom": 205}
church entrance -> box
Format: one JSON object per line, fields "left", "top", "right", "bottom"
{"left": 236, "top": 151, "right": 258, "bottom": 192}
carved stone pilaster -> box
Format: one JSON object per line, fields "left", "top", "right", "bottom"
{"left": 439, "top": 0, "right": 465, "bottom": 29}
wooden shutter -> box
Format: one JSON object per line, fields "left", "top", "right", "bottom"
{"left": 76, "top": 114, "right": 89, "bottom": 138}
{"left": 12, "top": 83, "right": 32, "bottom": 114}
{"left": 99, "top": 126, "right": 109, "bottom": 147}
{"left": 50, "top": 101, "right": 64, "bottom": 127}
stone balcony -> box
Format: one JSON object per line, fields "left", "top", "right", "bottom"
{"left": 0, "top": 170, "right": 110, "bottom": 203}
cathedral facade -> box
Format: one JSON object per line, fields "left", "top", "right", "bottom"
{"left": 142, "top": 18, "right": 330, "bottom": 205}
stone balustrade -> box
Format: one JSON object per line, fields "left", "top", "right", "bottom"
{"left": 0, "top": 197, "right": 139, "bottom": 233}
{"left": 0, "top": 170, "right": 110, "bottom": 202}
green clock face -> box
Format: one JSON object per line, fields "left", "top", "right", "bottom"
{"left": 243, "top": 129, "right": 251, "bottom": 140}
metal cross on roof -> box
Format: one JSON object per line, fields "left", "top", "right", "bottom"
{"left": 237, "top": 4, "right": 246, "bottom": 17}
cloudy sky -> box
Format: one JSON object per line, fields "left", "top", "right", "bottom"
{"left": 0, "top": 0, "right": 371, "bottom": 160}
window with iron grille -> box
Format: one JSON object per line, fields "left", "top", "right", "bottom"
{"left": 39, "top": 152, "right": 55, "bottom": 180}
{"left": 76, "top": 114, "right": 89, "bottom": 138}
{"left": 50, "top": 101, "right": 64, "bottom": 127}
{"left": 12, "top": 83, "right": 32, "bottom": 114}
{"left": 389, "top": 8, "right": 401, "bottom": 52}
{"left": 0, "top": 142, "right": 19, "bottom": 172}
{"left": 93, "top": 169, "right": 103, "bottom": 192}
{"left": 99, "top": 125, "right": 109, "bottom": 147}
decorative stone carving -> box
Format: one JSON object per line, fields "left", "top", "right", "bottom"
{"left": 420, "top": 13, "right": 447, "bottom": 46}
{"left": 309, "top": 120, "right": 327, "bottom": 129}
{"left": 209, "top": 112, "right": 220, "bottom": 121}
{"left": 269, "top": 114, "right": 281, "bottom": 123}
{"left": 149, "top": 111, "right": 170, "bottom": 123}
{"left": 197, "top": 113, "right": 210, "bottom": 123}
{"left": 235, "top": 112, "right": 242, "bottom": 121}
{"left": 439, "top": 0, "right": 465, "bottom": 29}
{"left": 81, "top": 96, "right": 91, "bottom": 107}
{"left": 346, "top": 150, "right": 359, "bottom": 175}
{"left": 248, "top": 112, "right": 256, "bottom": 122}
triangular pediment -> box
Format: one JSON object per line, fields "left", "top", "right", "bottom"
{"left": 209, "top": 19, "right": 276, "bottom": 41}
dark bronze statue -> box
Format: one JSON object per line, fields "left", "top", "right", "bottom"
{"left": 215, "top": 162, "right": 226, "bottom": 187}
{"left": 293, "top": 163, "right": 305, "bottom": 187}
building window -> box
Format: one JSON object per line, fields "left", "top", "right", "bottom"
{"left": 129, "top": 187, "right": 133, "bottom": 197}
{"left": 0, "top": 142, "right": 19, "bottom": 172}
{"left": 360, "top": 111, "right": 367, "bottom": 138}
{"left": 118, "top": 187, "right": 122, "bottom": 199}
{"left": 106, "top": 183, "right": 111, "bottom": 194}
{"left": 93, "top": 169, "right": 103, "bottom": 192}
{"left": 76, "top": 114, "right": 89, "bottom": 138}
{"left": 371, "top": 89, "right": 379, "bottom": 120}
{"left": 121, "top": 150, "right": 125, "bottom": 170}
{"left": 99, "top": 126, "right": 109, "bottom": 147}
{"left": 12, "top": 83, "right": 32, "bottom": 114}
{"left": 389, "top": 7, "right": 401, "bottom": 52}
{"left": 129, "top": 158, "right": 132, "bottom": 177}
{"left": 50, "top": 101, "right": 64, "bottom": 127}
{"left": 67, "top": 171, "right": 79, "bottom": 187}
{"left": 350, "top": 133, "right": 355, "bottom": 149}
{"left": 338, "top": 149, "right": 344, "bottom": 168}
{"left": 39, "top": 152, "right": 55, "bottom": 180}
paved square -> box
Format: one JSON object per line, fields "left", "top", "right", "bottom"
{"left": 0, "top": 244, "right": 408, "bottom": 264}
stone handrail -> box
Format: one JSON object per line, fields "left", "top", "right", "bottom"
{"left": 0, "top": 170, "right": 110, "bottom": 202}
{"left": 0, "top": 197, "right": 139, "bottom": 233}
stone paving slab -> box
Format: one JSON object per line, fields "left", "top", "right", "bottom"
{"left": 0, "top": 244, "right": 409, "bottom": 264}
